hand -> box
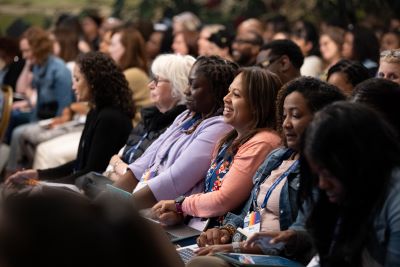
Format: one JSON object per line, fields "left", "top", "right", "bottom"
{"left": 5, "top": 169, "right": 39, "bottom": 187}
{"left": 195, "top": 244, "right": 233, "bottom": 256}
{"left": 243, "top": 230, "right": 296, "bottom": 248}
{"left": 197, "top": 228, "right": 231, "bottom": 247}
{"left": 152, "top": 200, "right": 183, "bottom": 226}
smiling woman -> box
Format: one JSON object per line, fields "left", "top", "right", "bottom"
{"left": 186, "top": 77, "right": 345, "bottom": 267}
{"left": 112, "top": 56, "right": 238, "bottom": 210}
{"left": 152, "top": 67, "right": 282, "bottom": 228}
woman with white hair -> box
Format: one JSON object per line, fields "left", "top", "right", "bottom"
{"left": 104, "top": 53, "right": 196, "bottom": 182}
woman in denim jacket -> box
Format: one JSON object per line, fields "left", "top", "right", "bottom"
{"left": 187, "top": 77, "right": 345, "bottom": 266}
{"left": 301, "top": 102, "right": 400, "bottom": 267}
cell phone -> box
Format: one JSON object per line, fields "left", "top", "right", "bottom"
{"left": 237, "top": 227, "right": 250, "bottom": 237}
{"left": 215, "top": 252, "right": 305, "bottom": 267}
{"left": 13, "top": 92, "right": 26, "bottom": 101}
{"left": 105, "top": 184, "right": 132, "bottom": 198}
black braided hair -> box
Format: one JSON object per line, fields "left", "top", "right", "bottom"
{"left": 183, "top": 56, "right": 238, "bottom": 134}
{"left": 327, "top": 59, "right": 371, "bottom": 87}
{"left": 195, "top": 55, "right": 239, "bottom": 115}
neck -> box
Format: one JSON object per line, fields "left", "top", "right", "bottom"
{"left": 290, "top": 151, "right": 299, "bottom": 160}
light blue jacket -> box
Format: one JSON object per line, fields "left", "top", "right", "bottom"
{"left": 224, "top": 147, "right": 300, "bottom": 233}
{"left": 31, "top": 55, "right": 73, "bottom": 120}
{"left": 366, "top": 168, "right": 400, "bottom": 266}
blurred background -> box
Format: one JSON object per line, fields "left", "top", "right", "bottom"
{"left": 1, "top": 0, "right": 400, "bottom": 35}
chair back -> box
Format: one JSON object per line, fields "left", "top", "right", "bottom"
{"left": 0, "top": 85, "right": 13, "bottom": 142}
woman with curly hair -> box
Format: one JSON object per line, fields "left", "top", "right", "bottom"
{"left": 6, "top": 52, "right": 134, "bottom": 185}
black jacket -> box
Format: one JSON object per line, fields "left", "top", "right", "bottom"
{"left": 122, "top": 105, "right": 187, "bottom": 163}
{"left": 38, "top": 107, "right": 132, "bottom": 183}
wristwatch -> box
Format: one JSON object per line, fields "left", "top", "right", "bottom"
{"left": 175, "top": 195, "right": 186, "bottom": 214}
{"left": 232, "top": 241, "right": 241, "bottom": 253}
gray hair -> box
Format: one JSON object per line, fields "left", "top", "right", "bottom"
{"left": 151, "top": 54, "right": 195, "bottom": 105}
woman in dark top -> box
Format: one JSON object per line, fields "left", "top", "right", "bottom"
{"left": 6, "top": 51, "right": 134, "bottom": 185}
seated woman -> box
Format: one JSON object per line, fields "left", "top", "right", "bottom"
{"left": 0, "top": 186, "right": 184, "bottom": 267}
{"left": 104, "top": 53, "right": 195, "bottom": 181}
{"left": 6, "top": 51, "right": 134, "bottom": 185}
{"left": 242, "top": 77, "right": 400, "bottom": 265}
{"left": 108, "top": 26, "right": 152, "bottom": 125}
{"left": 377, "top": 48, "right": 400, "bottom": 85}
{"left": 113, "top": 56, "right": 238, "bottom": 209}
{"left": 300, "top": 102, "right": 400, "bottom": 266}
{"left": 151, "top": 67, "right": 282, "bottom": 228}
{"left": 326, "top": 59, "right": 370, "bottom": 97}
{"left": 352, "top": 77, "right": 400, "bottom": 136}
{"left": 186, "top": 77, "right": 345, "bottom": 267}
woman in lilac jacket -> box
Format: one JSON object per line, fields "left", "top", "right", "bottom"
{"left": 113, "top": 56, "right": 238, "bottom": 209}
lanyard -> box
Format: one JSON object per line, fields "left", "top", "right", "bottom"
{"left": 124, "top": 132, "right": 148, "bottom": 164}
{"left": 255, "top": 160, "right": 299, "bottom": 209}
{"left": 181, "top": 113, "right": 201, "bottom": 132}
{"left": 204, "top": 142, "right": 232, "bottom": 192}
{"left": 140, "top": 113, "right": 201, "bottom": 182}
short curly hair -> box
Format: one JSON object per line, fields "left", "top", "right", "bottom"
{"left": 276, "top": 76, "right": 345, "bottom": 136}
{"left": 21, "top": 26, "right": 53, "bottom": 64}
{"left": 76, "top": 52, "right": 135, "bottom": 118}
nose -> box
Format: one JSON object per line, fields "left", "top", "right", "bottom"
{"left": 148, "top": 80, "right": 155, "bottom": 90}
{"left": 184, "top": 84, "right": 191, "bottom": 96}
{"left": 283, "top": 116, "right": 292, "bottom": 129}
{"left": 318, "top": 176, "right": 331, "bottom": 191}
{"left": 223, "top": 91, "right": 232, "bottom": 103}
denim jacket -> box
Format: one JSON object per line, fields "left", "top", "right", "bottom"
{"left": 364, "top": 167, "right": 400, "bottom": 266}
{"left": 223, "top": 147, "right": 301, "bottom": 236}
{"left": 31, "top": 55, "right": 73, "bottom": 120}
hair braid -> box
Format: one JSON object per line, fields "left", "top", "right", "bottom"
{"left": 184, "top": 56, "right": 238, "bottom": 134}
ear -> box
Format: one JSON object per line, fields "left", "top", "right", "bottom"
{"left": 280, "top": 55, "right": 290, "bottom": 72}
{"left": 251, "top": 46, "right": 261, "bottom": 56}
{"left": 304, "top": 41, "right": 313, "bottom": 54}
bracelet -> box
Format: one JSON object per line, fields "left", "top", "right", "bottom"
{"left": 114, "top": 160, "right": 122, "bottom": 168}
{"left": 219, "top": 225, "right": 236, "bottom": 237}
{"left": 232, "top": 241, "right": 241, "bottom": 253}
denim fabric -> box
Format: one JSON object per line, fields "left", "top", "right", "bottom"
{"left": 366, "top": 168, "right": 400, "bottom": 266}
{"left": 224, "top": 147, "right": 300, "bottom": 232}
{"left": 31, "top": 56, "right": 73, "bottom": 120}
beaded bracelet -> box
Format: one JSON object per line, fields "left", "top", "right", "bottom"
{"left": 219, "top": 224, "right": 236, "bottom": 238}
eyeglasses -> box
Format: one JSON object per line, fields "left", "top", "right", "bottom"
{"left": 233, "top": 38, "right": 261, "bottom": 46}
{"left": 151, "top": 76, "right": 170, "bottom": 86}
{"left": 380, "top": 50, "right": 400, "bottom": 58}
{"left": 257, "top": 55, "right": 282, "bottom": 68}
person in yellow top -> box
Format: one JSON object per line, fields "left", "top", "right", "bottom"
{"left": 109, "top": 26, "right": 152, "bottom": 126}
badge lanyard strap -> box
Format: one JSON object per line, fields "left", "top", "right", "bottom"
{"left": 204, "top": 142, "right": 232, "bottom": 192}
{"left": 124, "top": 132, "right": 149, "bottom": 164}
{"left": 140, "top": 113, "right": 201, "bottom": 182}
{"left": 254, "top": 160, "right": 299, "bottom": 210}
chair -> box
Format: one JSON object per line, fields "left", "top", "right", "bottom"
{"left": 0, "top": 85, "right": 13, "bottom": 143}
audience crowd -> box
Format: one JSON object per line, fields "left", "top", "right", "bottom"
{"left": 0, "top": 8, "right": 400, "bottom": 267}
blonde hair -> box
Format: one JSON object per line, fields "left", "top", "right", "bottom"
{"left": 380, "top": 49, "right": 400, "bottom": 64}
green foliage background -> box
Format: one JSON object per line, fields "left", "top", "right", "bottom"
{"left": 1, "top": 0, "right": 399, "bottom": 35}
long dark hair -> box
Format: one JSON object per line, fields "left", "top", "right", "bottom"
{"left": 303, "top": 101, "right": 400, "bottom": 267}
{"left": 218, "top": 67, "right": 282, "bottom": 155}
{"left": 76, "top": 51, "right": 135, "bottom": 118}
